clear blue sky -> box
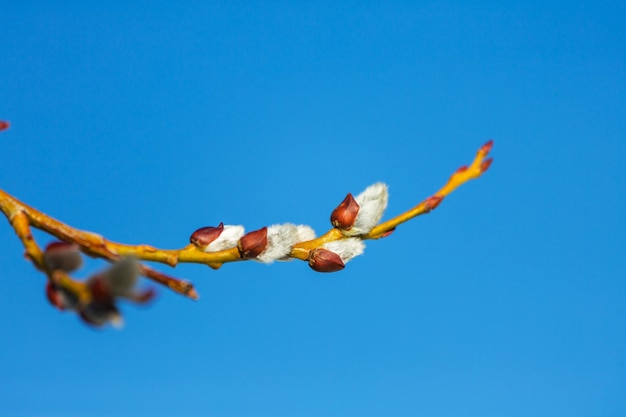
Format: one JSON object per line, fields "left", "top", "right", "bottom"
{"left": 1, "top": 1, "right": 625, "bottom": 416}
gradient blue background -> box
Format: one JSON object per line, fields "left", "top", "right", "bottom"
{"left": 1, "top": 2, "right": 625, "bottom": 416}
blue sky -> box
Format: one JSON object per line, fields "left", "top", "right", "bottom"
{"left": 1, "top": 1, "right": 625, "bottom": 416}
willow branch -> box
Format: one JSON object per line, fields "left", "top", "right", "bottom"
{"left": 0, "top": 124, "right": 493, "bottom": 302}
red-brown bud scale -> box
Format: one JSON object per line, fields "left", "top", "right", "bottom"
{"left": 238, "top": 227, "right": 268, "bottom": 259}
{"left": 480, "top": 139, "right": 494, "bottom": 155}
{"left": 480, "top": 158, "right": 493, "bottom": 173}
{"left": 44, "top": 241, "right": 83, "bottom": 272}
{"left": 330, "top": 193, "right": 360, "bottom": 230}
{"left": 308, "top": 248, "right": 345, "bottom": 273}
{"left": 46, "top": 282, "right": 64, "bottom": 310}
{"left": 424, "top": 195, "right": 444, "bottom": 211}
{"left": 190, "top": 223, "right": 224, "bottom": 248}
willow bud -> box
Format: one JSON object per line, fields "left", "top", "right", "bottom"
{"left": 190, "top": 223, "right": 224, "bottom": 249}
{"left": 424, "top": 195, "right": 444, "bottom": 211}
{"left": 308, "top": 248, "right": 345, "bottom": 273}
{"left": 87, "top": 274, "right": 113, "bottom": 304}
{"left": 104, "top": 257, "right": 140, "bottom": 297}
{"left": 44, "top": 241, "right": 83, "bottom": 272}
{"left": 45, "top": 282, "right": 79, "bottom": 311}
{"left": 238, "top": 227, "right": 268, "bottom": 259}
{"left": 343, "top": 183, "right": 389, "bottom": 236}
{"left": 480, "top": 158, "right": 493, "bottom": 173}
{"left": 480, "top": 139, "right": 494, "bottom": 155}
{"left": 79, "top": 302, "right": 122, "bottom": 328}
{"left": 330, "top": 193, "right": 360, "bottom": 230}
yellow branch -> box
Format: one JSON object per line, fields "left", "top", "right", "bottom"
{"left": 10, "top": 210, "right": 46, "bottom": 269}
{"left": 366, "top": 140, "right": 493, "bottom": 239}
{"left": 0, "top": 140, "right": 493, "bottom": 301}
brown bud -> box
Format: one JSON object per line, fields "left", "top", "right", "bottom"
{"left": 308, "top": 248, "right": 345, "bottom": 273}
{"left": 480, "top": 139, "right": 494, "bottom": 155}
{"left": 44, "top": 241, "right": 83, "bottom": 272}
{"left": 190, "top": 223, "right": 224, "bottom": 249}
{"left": 238, "top": 227, "right": 268, "bottom": 259}
{"left": 87, "top": 274, "right": 113, "bottom": 304}
{"left": 480, "top": 158, "right": 493, "bottom": 173}
{"left": 46, "top": 281, "right": 80, "bottom": 311}
{"left": 46, "top": 282, "right": 65, "bottom": 310}
{"left": 0, "top": 120, "right": 9, "bottom": 131}
{"left": 331, "top": 193, "right": 360, "bottom": 230}
{"left": 424, "top": 195, "right": 444, "bottom": 211}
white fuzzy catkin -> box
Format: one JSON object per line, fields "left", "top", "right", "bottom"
{"left": 295, "top": 225, "right": 316, "bottom": 242}
{"left": 274, "top": 225, "right": 316, "bottom": 262}
{"left": 205, "top": 225, "right": 245, "bottom": 252}
{"left": 105, "top": 257, "right": 140, "bottom": 296}
{"left": 257, "top": 224, "right": 301, "bottom": 263}
{"left": 323, "top": 238, "right": 365, "bottom": 263}
{"left": 347, "top": 182, "right": 389, "bottom": 236}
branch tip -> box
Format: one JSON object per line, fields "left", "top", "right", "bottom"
{"left": 480, "top": 139, "right": 494, "bottom": 155}
{"left": 186, "top": 286, "right": 200, "bottom": 300}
